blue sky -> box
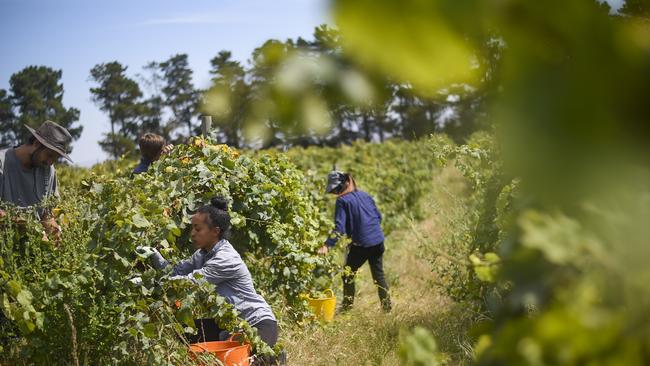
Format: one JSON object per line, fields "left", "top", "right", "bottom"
{"left": 0, "top": 0, "right": 626, "bottom": 166}
{"left": 0, "top": 0, "right": 329, "bottom": 166}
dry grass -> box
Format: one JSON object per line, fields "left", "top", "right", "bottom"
{"left": 281, "top": 166, "right": 473, "bottom": 365}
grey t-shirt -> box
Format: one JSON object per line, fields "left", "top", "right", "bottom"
{"left": 152, "top": 239, "right": 277, "bottom": 326}
{"left": 0, "top": 148, "right": 58, "bottom": 215}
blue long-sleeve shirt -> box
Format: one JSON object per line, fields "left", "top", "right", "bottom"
{"left": 325, "top": 190, "right": 385, "bottom": 248}
{"left": 132, "top": 157, "right": 152, "bottom": 175}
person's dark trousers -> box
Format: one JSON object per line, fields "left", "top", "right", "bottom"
{"left": 342, "top": 242, "right": 392, "bottom": 311}
{"left": 186, "top": 318, "right": 223, "bottom": 343}
{"left": 188, "top": 318, "right": 277, "bottom": 344}
{"left": 251, "top": 320, "right": 287, "bottom": 366}
{"left": 254, "top": 319, "right": 278, "bottom": 347}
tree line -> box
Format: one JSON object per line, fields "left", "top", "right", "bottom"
{"left": 2, "top": 0, "right": 644, "bottom": 159}
{"left": 2, "top": 25, "right": 495, "bottom": 158}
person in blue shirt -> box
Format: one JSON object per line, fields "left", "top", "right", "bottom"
{"left": 132, "top": 133, "right": 172, "bottom": 175}
{"left": 318, "top": 171, "right": 392, "bottom": 312}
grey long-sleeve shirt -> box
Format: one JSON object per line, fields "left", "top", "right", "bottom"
{"left": 152, "top": 239, "right": 276, "bottom": 326}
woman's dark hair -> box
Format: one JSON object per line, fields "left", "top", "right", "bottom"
{"left": 196, "top": 196, "right": 232, "bottom": 239}
{"left": 334, "top": 173, "right": 357, "bottom": 194}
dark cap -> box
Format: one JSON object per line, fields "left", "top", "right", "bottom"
{"left": 25, "top": 120, "right": 73, "bottom": 162}
{"left": 325, "top": 170, "right": 347, "bottom": 194}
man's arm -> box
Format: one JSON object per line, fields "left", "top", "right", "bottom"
{"left": 51, "top": 168, "right": 60, "bottom": 199}
{"left": 40, "top": 169, "right": 61, "bottom": 240}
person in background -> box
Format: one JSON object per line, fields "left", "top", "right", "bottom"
{"left": 318, "top": 170, "right": 392, "bottom": 312}
{"left": 0, "top": 120, "right": 73, "bottom": 240}
{"left": 132, "top": 133, "right": 172, "bottom": 174}
{"left": 138, "top": 196, "right": 279, "bottom": 348}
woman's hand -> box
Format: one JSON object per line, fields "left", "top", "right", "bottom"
{"left": 136, "top": 246, "right": 169, "bottom": 269}
{"left": 317, "top": 245, "right": 329, "bottom": 255}
{"left": 135, "top": 246, "right": 158, "bottom": 259}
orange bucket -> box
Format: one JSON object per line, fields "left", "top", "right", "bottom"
{"left": 189, "top": 335, "right": 251, "bottom": 366}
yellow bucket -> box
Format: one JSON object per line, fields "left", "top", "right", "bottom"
{"left": 307, "top": 289, "right": 336, "bottom": 322}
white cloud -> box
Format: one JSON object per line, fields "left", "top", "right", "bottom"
{"left": 133, "top": 14, "right": 251, "bottom": 27}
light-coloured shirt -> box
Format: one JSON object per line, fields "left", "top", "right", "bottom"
{"left": 152, "top": 239, "right": 276, "bottom": 326}
{"left": 0, "top": 148, "right": 58, "bottom": 217}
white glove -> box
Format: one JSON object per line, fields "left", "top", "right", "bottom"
{"left": 136, "top": 246, "right": 168, "bottom": 269}
{"left": 136, "top": 245, "right": 158, "bottom": 258}
{"left": 129, "top": 277, "right": 143, "bottom": 285}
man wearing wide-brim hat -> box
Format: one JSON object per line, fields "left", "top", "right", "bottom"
{"left": 0, "top": 120, "right": 73, "bottom": 240}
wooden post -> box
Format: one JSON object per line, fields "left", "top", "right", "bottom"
{"left": 201, "top": 115, "right": 212, "bottom": 136}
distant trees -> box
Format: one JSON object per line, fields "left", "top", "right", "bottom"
{"left": 204, "top": 51, "right": 249, "bottom": 148}
{"left": 89, "top": 54, "right": 201, "bottom": 158}
{"left": 620, "top": 0, "right": 650, "bottom": 17}
{"left": 0, "top": 66, "right": 82, "bottom": 148}
{"left": 89, "top": 61, "right": 143, "bottom": 158}
{"left": 157, "top": 54, "right": 200, "bottom": 139}
{"left": 83, "top": 25, "right": 493, "bottom": 155}
{"left": 1, "top": 25, "right": 500, "bottom": 157}
{"left": 198, "top": 24, "right": 493, "bottom": 148}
